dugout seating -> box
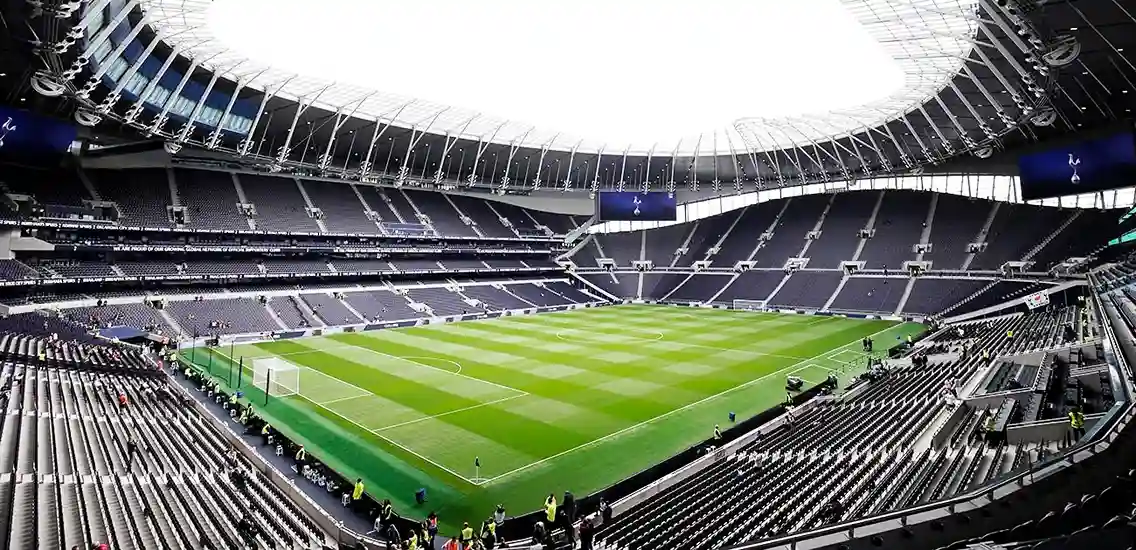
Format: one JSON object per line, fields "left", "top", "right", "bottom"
{"left": 0, "top": 357, "right": 330, "bottom": 549}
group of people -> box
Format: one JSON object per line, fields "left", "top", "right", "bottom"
{"left": 860, "top": 336, "right": 875, "bottom": 352}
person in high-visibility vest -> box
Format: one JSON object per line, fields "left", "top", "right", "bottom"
{"left": 1006, "top": 329, "right": 1014, "bottom": 339}
{"left": 481, "top": 518, "right": 496, "bottom": 547}
{"left": 460, "top": 522, "right": 474, "bottom": 545}
{"left": 407, "top": 529, "right": 418, "bottom": 550}
{"left": 714, "top": 425, "right": 722, "bottom": 440}
{"left": 260, "top": 423, "right": 272, "bottom": 445}
{"left": 294, "top": 445, "right": 307, "bottom": 469}
{"left": 351, "top": 478, "right": 365, "bottom": 512}
{"left": 1069, "top": 406, "right": 1086, "bottom": 440}
{"left": 544, "top": 494, "right": 557, "bottom": 523}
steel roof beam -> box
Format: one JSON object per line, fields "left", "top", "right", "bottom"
{"left": 318, "top": 92, "right": 377, "bottom": 171}
{"left": 273, "top": 84, "right": 332, "bottom": 165}
{"left": 465, "top": 121, "right": 508, "bottom": 187}
{"left": 532, "top": 133, "right": 561, "bottom": 191}
{"left": 497, "top": 128, "right": 533, "bottom": 192}
{"left": 176, "top": 64, "right": 229, "bottom": 144}
{"left": 78, "top": 15, "right": 148, "bottom": 99}
{"left": 432, "top": 117, "right": 479, "bottom": 184}
{"left": 148, "top": 53, "right": 214, "bottom": 137}
{"left": 239, "top": 77, "right": 296, "bottom": 157}
{"left": 562, "top": 140, "right": 583, "bottom": 192}
{"left": 395, "top": 109, "right": 448, "bottom": 186}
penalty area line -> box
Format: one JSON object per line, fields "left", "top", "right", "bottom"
{"left": 372, "top": 393, "right": 531, "bottom": 432}
{"left": 476, "top": 323, "right": 902, "bottom": 487}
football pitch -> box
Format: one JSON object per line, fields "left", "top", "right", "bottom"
{"left": 184, "top": 304, "right": 923, "bottom": 532}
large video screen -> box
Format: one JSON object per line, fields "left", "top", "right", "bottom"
{"left": 0, "top": 106, "right": 78, "bottom": 160}
{"left": 1018, "top": 131, "right": 1136, "bottom": 201}
{"left": 596, "top": 191, "right": 677, "bottom": 222}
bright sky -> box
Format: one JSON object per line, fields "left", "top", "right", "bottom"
{"left": 207, "top": 0, "right": 905, "bottom": 149}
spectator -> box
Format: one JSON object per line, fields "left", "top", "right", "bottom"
{"left": 493, "top": 504, "right": 505, "bottom": 527}
{"left": 579, "top": 516, "right": 596, "bottom": 550}
{"left": 543, "top": 494, "right": 557, "bottom": 524}
{"left": 562, "top": 490, "right": 576, "bottom": 523}
{"left": 443, "top": 537, "right": 461, "bottom": 550}
{"left": 427, "top": 511, "right": 439, "bottom": 545}
{"left": 118, "top": 391, "right": 129, "bottom": 408}
{"left": 531, "top": 521, "right": 547, "bottom": 547}
{"left": 384, "top": 522, "right": 401, "bottom": 550}
{"left": 236, "top": 515, "right": 259, "bottom": 548}
{"left": 480, "top": 518, "right": 496, "bottom": 549}
{"left": 599, "top": 498, "right": 612, "bottom": 524}
{"left": 125, "top": 437, "right": 139, "bottom": 472}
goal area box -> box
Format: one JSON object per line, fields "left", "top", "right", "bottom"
{"left": 733, "top": 299, "right": 768, "bottom": 311}
{"left": 252, "top": 357, "right": 302, "bottom": 398}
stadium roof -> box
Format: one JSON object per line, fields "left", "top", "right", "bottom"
{"left": 140, "top": 0, "right": 980, "bottom": 155}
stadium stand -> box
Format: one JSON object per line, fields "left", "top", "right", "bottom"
{"left": 0, "top": 339, "right": 332, "bottom": 549}
{"left": 594, "top": 305, "right": 1098, "bottom": 549}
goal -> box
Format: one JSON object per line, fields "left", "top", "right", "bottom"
{"left": 252, "top": 357, "right": 302, "bottom": 398}
{"left": 733, "top": 299, "right": 767, "bottom": 312}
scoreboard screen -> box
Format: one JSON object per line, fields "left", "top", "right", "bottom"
{"left": 596, "top": 191, "right": 677, "bottom": 222}
{"left": 1018, "top": 131, "right": 1136, "bottom": 201}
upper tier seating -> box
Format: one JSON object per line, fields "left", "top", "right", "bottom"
{"left": 0, "top": 260, "right": 39, "bottom": 281}
{"left": 710, "top": 201, "right": 782, "bottom": 267}
{"left": 402, "top": 189, "right": 475, "bottom": 237}
{"left": 240, "top": 175, "right": 321, "bottom": 233}
{"left": 750, "top": 195, "right": 828, "bottom": 267}
{"left": 0, "top": 165, "right": 92, "bottom": 206}
{"left": 858, "top": 190, "right": 931, "bottom": 269}
{"left": 90, "top": 169, "right": 173, "bottom": 227}
{"left": 642, "top": 224, "right": 691, "bottom": 268}
{"left": 448, "top": 195, "right": 514, "bottom": 238}
{"left": 806, "top": 191, "right": 878, "bottom": 269}
{"left": 174, "top": 169, "right": 249, "bottom": 231}
{"left": 301, "top": 179, "right": 380, "bottom": 234}
{"left": 924, "top": 195, "right": 990, "bottom": 270}
{"left": 577, "top": 191, "right": 1116, "bottom": 276}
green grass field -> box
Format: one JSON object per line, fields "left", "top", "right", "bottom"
{"left": 183, "top": 304, "right": 922, "bottom": 533}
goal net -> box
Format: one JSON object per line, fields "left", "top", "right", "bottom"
{"left": 252, "top": 357, "right": 302, "bottom": 398}
{"left": 733, "top": 299, "right": 767, "bottom": 311}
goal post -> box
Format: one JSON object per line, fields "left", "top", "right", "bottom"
{"left": 732, "top": 299, "right": 768, "bottom": 312}
{"left": 252, "top": 357, "right": 302, "bottom": 399}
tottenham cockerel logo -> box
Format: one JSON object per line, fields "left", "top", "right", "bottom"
{"left": 632, "top": 196, "right": 642, "bottom": 216}
{"left": 0, "top": 117, "right": 16, "bottom": 149}
{"left": 1068, "top": 153, "right": 1081, "bottom": 184}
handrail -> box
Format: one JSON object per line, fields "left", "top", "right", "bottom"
{"left": 727, "top": 286, "right": 1134, "bottom": 550}
{"left": 727, "top": 399, "right": 1133, "bottom": 550}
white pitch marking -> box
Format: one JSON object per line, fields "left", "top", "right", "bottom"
{"left": 205, "top": 351, "right": 481, "bottom": 484}
{"left": 554, "top": 328, "right": 664, "bottom": 343}
{"left": 318, "top": 394, "right": 372, "bottom": 406}
{"left": 399, "top": 356, "right": 463, "bottom": 375}
{"left": 372, "top": 393, "right": 530, "bottom": 432}
{"left": 475, "top": 323, "right": 904, "bottom": 486}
